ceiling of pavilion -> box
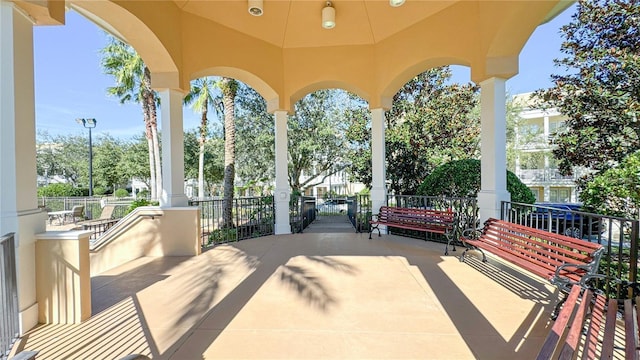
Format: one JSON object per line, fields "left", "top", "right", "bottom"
{"left": 173, "top": 0, "right": 459, "bottom": 48}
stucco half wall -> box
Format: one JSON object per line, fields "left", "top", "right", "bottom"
{"left": 90, "top": 207, "right": 201, "bottom": 276}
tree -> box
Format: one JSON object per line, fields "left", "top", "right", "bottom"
{"left": 120, "top": 134, "right": 153, "bottom": 191}
{"left": 220, "top": 77, "right": 238, "bottom": 228}
{"left": 235, "top": 84, "right": 275, "bottom": 185}
{"left": 417, "top": 159, "right": 536, "bottom": 204}
{"left": 92, "top": 135, "right": 125, "bottom": 191}
{"left": 36, "top": 131, "right": 88, "bottom": 186}
{"left": 183, "top": 129, "right": 224, "bottom": 194}
{"left": 101, "top": 37, "right": 162, "bottom": 200}
{"left": 184, "top": 77, "right": 219, "bottom": 199}
{"left": 347, "top": 67, "right": 480, "bottom": 193}
{"left": 288, "top": 90, "right": 356, "bottom": 194}
{"left": 535, "top": 0, "right": 640, "bottom": 176}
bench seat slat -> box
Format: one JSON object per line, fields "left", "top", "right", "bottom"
{"left": 581, "top": 292, "right": 608, "bottom": 360}
{"left": 462, "top": 238, "right": 585, "bottom": 283}
{"left": 559, "top": 290, "right": 592, "bottom": 360}
{"left": 537, "top": 285, "right": 582, "bottom": 360}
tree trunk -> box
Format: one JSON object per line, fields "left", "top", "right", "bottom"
{"left": 198, "top": 105, "right": 208, "bottom": 199}
{"left": 221, "top": 77, "right": 237, "bottom": 228}
{"left": 144, "top": 67, "right": 162, "bottom": 201}
{"left": 142, "top": 90, "right": 156, "bottom": 200}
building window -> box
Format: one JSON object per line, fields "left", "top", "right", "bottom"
{"left": 550, "top": 187, "right": 571, "bottom": 203}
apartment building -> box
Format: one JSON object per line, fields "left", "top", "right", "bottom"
{"left": 512, "top": 93, "right": 587, "bottom": 203}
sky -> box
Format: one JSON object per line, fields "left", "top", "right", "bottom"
{"left": 33, "top": 4, "right": 575, "bottom": 139}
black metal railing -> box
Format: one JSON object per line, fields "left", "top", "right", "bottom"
{"left": 1, "top": 233, "right": 19, "bottom": 360}
{"left": 350, "top": 195, "right": 372, "bottom": 233}
{"left": 501, "top": 201, "right": 640, "bottom": 291}
{"left": 189, "top": 196, "right": 275, "bottom": 248}
{"left": 290, "top": 196, "right": 316, "bottom": 233}
{"left": 386, "top": 195, "right": 479, "bottom": 239}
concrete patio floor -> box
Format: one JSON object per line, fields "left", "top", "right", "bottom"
{"left": 18, "top": 223, "right": 562, "bottom": 359}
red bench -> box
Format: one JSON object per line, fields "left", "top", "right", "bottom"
{"left": 537, "top": 282, "right": 640, "bottom": 360}
{"left": 369, "top": 206, "right": 459, "bottom": 255}
{"left": 460, "top": 218, "right": 604, "bottom": 316}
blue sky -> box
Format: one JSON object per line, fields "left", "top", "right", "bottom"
{"left": 33, "top": 5, "right": 574, "bottom": 139}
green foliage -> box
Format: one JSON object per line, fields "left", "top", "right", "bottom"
{"left": 125, "top": 198, "right": 158, "bottom": 214}
{"left": 346, "top": 67, "right": 480, "bottom": 193}
{"left": 288, "top": 90, "right": 359, "bottom": 193}
{"left": 417, "top": 159, "right": 536, "bottom": 204}
{"left": 535, "top": 0, "right": 640, "bottom": 176}
{"left": 208, "top": 228, "right": 237, "bottom": 245}
{"left": 579, "top": 150, "right": 640, "bottom": 218}
{"left": 358, "top": 187, "right": 370, "bottom": 195}
{"left": 137, "top": 189, "right": 150, "bottom": 198}
{"left": 114, "top": 188, "right": 129, "bottom": 198}
{"left": 37, "top": 183, "right": 84, "bottom": 197}
{"left": 93, "top": 187, "right": 107, "bottom": 196}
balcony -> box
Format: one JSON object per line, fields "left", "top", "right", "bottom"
{"left": 516, "top": 169, "right": 577, "bottom": 183}
{"left": 16, "top": 231, "right": 564, "bottom": 359}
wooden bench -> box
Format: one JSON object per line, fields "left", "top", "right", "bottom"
{"left": 537, "top": 282, "right": 640, "bottom": 360}
{"left": 460, "top": 218, "right": 604, "bottom": 316}
{"left": 369, "top": 206, "right": 459, "bottom": 255}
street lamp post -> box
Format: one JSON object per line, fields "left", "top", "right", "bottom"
{"left": 76, "top": 118, "right": 97, "bottom": 197}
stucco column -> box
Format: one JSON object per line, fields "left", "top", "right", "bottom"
{"left": 370, "top": 108, "right": 387, "bottom": 213}
{"left": 478, "top": 78, "right": 511, "bottom": 223}
{"left": 0, "top": 2, "right": 45, "bottom": 334}
{"left": 159, "top": 89, "right": 189, "bottom": 207}
{"left": 274, "top": 110, "right": 291, "bottom": 235}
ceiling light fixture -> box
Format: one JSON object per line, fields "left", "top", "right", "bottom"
{"left": 248, "top": 0, "right": 263, "bottom": 16}
{"left": 389, "top": 0, "right": 405, "bottom": 7}
{"left": 322, "top": 1, "right": 336, "bottom": 29}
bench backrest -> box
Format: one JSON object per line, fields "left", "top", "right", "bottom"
{"left": 482, "top": 218, "right": 603, "bottom": 271}
{"left": 378, "top": 206, "right": 457, "bottom": 229}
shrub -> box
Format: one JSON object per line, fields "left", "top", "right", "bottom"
{"left": 38, "top": 183, "right": 84, "bottom": 197}
{"left": 417, "top": 159, "right": 535, "bottom": 204}
{"left": 93, "top": 187, "right": 107, "bottom": 196}
{"left": 126, "top": 198, "right": 151, "bottom": 214}
{"left": 137, "top": 189, "right": 150, "bottom": 199}
{"left": 114, "top": 188, "right": 129, "bottom": 198}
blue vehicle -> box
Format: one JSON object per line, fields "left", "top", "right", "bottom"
{"left": 527, "top": 202, "right": 603, "bottom": 239}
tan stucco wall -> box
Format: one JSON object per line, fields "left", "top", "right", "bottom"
{"left": 35, "top": 231, "right": 92, "bottom": 324}
{"left": 89, "top": 207, "right": 201, "bottom": 276}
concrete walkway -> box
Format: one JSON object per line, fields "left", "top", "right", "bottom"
{"left": 19, "top": 231, "right": 562, "bottom": 359}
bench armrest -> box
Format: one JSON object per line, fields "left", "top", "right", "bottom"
{"left": 461, "top": 227, "right": 482, "bottom": 240}
{"left": 551, "top": 262, "right": 602, "bottom": 291}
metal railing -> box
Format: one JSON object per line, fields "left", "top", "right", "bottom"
{"left": 349, "top": 195, "right": 372, "bottom": 233}
{"left": 290, "top": 196, "right": 316, "bottom": 233}
{"left": 501, "top": 201, "right": 640, "bottom": 291}
{"left": 189, "top": 196, "right": 275, "bottom": 248}
{"left": 1, "top": 233, "right": 19, "bottom": 360}
{"left": 39, "top": 197, "right": 132, "bottom": 221}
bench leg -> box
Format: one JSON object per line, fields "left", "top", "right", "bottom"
{"left": 369, "top": 224, "right": 380, "bottom": 239}
{"left": 460, "top": 247, "right": 486, "bottom": 263}
{"left": 444, "top": 236, "right": 457, "bottom": 256}
{"left": 551, "top": 292, "right": 569, "bottom": 320}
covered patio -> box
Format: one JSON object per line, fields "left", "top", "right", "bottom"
{"left": 18, "top": 230, "right": 560, "bottom": 359}
{"left": 0, "top": 0, "right": 579, "bottom": 355}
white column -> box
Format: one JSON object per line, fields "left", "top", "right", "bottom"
{"left": 478, "top": 78, "right": 511, "bottom": 223}
{"left": 370, "top": 108, "right": 387, "bottom": 212}
{"left": 0, "top": 2, "right": 44, "bottom": 334}
{"left": 159, "top": 89, "right": 189, "bottom": 207}
{"left": 274, "top": 110, "right": 291, "bottom": 235}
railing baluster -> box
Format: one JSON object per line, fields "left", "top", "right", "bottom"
{"left": 1, "top": 233, "right": 19, "bottom": 360}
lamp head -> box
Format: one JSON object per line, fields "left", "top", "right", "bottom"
{"left": 248, "top": 0, "right": 263, "bottom": 16}
{"left": 389, "top": 0, "right": 405, "bottom": 7}
{"left": 322, "top": 1, "right": 335, "bottom": 29}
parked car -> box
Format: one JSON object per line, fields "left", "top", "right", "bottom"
{"left": 317, "top": 198, "right": 348, "bottom": 213}
{"left": 525, "top": 202, "right": 604, "bottom": 239}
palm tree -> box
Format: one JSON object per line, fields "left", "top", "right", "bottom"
{"left": 101, "top": 37, "right": 162, "bottom": 199}
{"left": 220, "top": 77, "right": 238, "bottom": 228}
{"left": 184, "top": 77, "right": 218, "bottom": 199}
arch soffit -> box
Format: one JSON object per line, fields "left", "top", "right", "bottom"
{"left": 69, "top": 1, "right": 181, "bottom": 89}
{"left": 189, "top": 67, "right": 280, "bottom": 112}
{"left": 379, "top": 58, "right": 472, "bottom": 109}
